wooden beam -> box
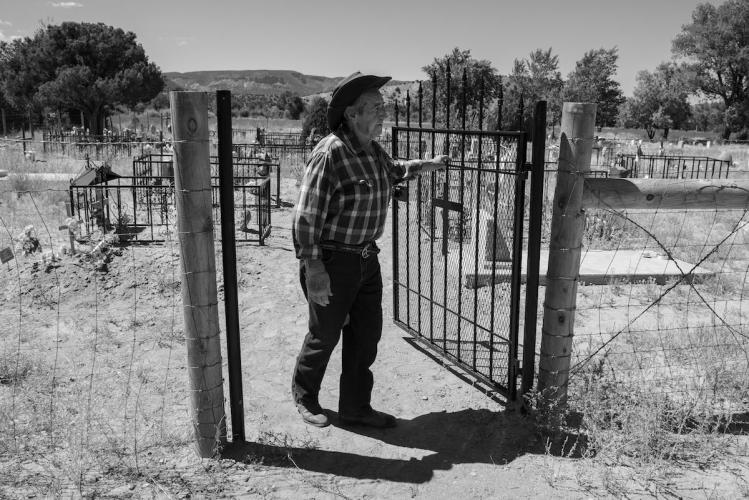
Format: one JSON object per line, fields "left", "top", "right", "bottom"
{"left": 537, "top": 102, "right": 597, "bottom": 409}
{"left": 583, "top": 178, "right": 749, "bottom": 210}
{"left": 170, "top": 91, "right": 225, "bottom": 458}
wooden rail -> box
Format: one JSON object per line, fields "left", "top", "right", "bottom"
{"left": 582, "top": 178, "right": 749, "bottom": 210}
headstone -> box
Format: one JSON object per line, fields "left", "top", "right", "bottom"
{"left": 718, "top": 151, "right": 733, "bottom": 163}
{"left": 469, "top": 209, "right": 512, "bottom": 264}
{"left": 469, "top": 137, "right": 479, "bottom": 159}
{"left": 0, "top": 247, "right": 13, "bottom": 263}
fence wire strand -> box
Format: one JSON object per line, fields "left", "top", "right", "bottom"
{"left": 0, "top": 185, "right": 192, "bottom": 494}
{"left": 554, "top": 174, "right": 749, "bottom": 419}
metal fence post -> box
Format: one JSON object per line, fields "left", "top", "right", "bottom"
{"left": 216, "top": 89, "right": 245, "bottom": 443}
{"left": 170, "top": 91, "right": 226, "bottom": 457}
{"left": 521, "top": 100, "right": 547, "bottom": 396}
{"left": 537, "top": 102, "right": 596, "bottom": 409}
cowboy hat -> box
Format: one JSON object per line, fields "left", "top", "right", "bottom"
{"left": 327, "top": 72, "right": 391, "bottom": 130}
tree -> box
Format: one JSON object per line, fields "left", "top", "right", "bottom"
{"left": 690, "top": 100, "right": 725, "bottom": 132}
{"left": 506, "top": 48, "right": 564, "bottom": 129}
{"left": 277, "top": 91, "right": 305, "bottom": 120}
{"left": 562, "top": 47, "right": 625, "bottom": 127}
{"left": 0, "top": 22, "right": 164, "bottom": 135}
{"left": 301, "top": 97, "right": 329, "bottom": 142}
{"left": 421, "top": 47, "right": 502, "bottom": 128}
{"left": 672, "top": 0, "right": 749, "bottom": 139}
{"left": 619, "top": 63, "right": 692, "bottom": 140}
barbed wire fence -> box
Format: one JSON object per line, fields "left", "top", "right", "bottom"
{"left": 554, "top": 193, "right": 749, "bottom": 461}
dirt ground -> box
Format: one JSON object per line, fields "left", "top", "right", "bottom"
{"left": 1, "top": 177, "right": 748, "bottom": 499}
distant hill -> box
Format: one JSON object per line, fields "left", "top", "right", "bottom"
{"left": 164, "top": 70, "right": 342, "bottom": 97}
{"left": 164, "top": 69, "right": 412, "bottom": 98}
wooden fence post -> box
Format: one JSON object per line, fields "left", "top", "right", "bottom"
{"left": 170, "top": 91, "right": 226, "bottom": 457}
{"left": 537, "top": 102, "right": 596, "bottom": 409}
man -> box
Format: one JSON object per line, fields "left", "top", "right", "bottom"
{"left": 292, "top": 72, "right": 448, "bottom": 428}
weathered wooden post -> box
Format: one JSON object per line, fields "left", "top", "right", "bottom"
{"left": 170, "top": 91, "right": 226, "bottom": 457}
{"left": 537, "top": 102, "right": 596, "bottom": 409}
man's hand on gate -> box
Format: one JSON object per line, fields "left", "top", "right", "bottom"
{"left": 404, "top": 156, "right": 449, "bottom": 180}
{"left": 430, "top": 155, "right": 449, "bottom": 168}
{"left": 305, "top": 258, "right": 332, "bottom": 306}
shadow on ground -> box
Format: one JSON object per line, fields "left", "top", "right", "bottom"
{"left": 223, "top": 408, "right": 586, "bottom": 483}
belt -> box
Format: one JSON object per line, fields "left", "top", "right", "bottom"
{"left": 319, "top": 241, "right": 380, "bottom": 258}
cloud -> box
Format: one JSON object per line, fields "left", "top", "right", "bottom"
{"left": 0, "top": 20, "right": 12, "bottom": 27}
{"left": 50, "top": 2, "right": 84, "bottom": 8}
{"left": 0, "top": 29, "right": 21, "bottom": 42}
{"left": 157, "top": 35, "right": 192, "bottom": 48}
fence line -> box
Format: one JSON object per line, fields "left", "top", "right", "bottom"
{"left": 0, "top": 188, "right": 194, "bottom": 495}
{"left": 553, "top": 192, "right": 749, "bottom": 452}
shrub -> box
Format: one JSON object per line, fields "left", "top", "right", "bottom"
{"left": 0, "top": 350, "right": 34, "bottom": 385}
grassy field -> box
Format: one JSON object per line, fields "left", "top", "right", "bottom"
{"left": 0, "top": 125, "right": 748, "bottom": 497}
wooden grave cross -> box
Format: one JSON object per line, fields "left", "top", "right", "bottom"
{"left": 431, "top": 177, "right": 463, "bottom": 256}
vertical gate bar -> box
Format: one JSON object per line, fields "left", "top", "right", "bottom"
{"left": 472, "top": 158, "right": 480, "bottom": 371}
{"left": 456, "top": 68, "right": 467, "bottom": 361}
{"left": 518, "top": 95, "right": 524, "bottom": 131}
{"left": 430, "top": 73, "right": 437, "bottom": 344}
{"left": 443, "top": 62, "right": 451, "bottom": 354}
{"left": 406, "top": 91, "right": 411, "bottom": 331}
{"left": 392, "top": 127, "right": 400, "bottom": 325}
{"left": 497, "top": 76, "right": 504, "bottom": 131}
{"left": 522, "top": 101, "right": 547, "bottom": 396}
{"left": 508, "top": 131, "right": 528, "bottom": 400}
{"left": 488, "top": 129, "right": 503, "bottom": 383}
{"left": 473, "top": 78, "right": 485, "bottom": 370}
{"left": 417, "top": 82, "right": 424, "bottom": 336}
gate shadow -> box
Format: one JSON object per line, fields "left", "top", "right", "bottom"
{"left": 223, "top": 408, "right": 584, "bottom": 483}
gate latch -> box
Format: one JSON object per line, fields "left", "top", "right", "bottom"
{"left": 393, "top": 185, "right": 409, "bottom": 202}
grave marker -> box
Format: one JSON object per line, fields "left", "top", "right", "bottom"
{"left": 0, "top": 247, "right": 13, "bottom": 264}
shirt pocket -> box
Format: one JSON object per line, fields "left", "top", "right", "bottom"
{"left": 340, "top": 177, "right": 376, "bottom": 213}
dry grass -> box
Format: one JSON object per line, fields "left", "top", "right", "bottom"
{"left": 1, "top": 127, "right": 748, "bottom": 497}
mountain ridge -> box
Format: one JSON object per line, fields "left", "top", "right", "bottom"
{"left": 164, "top": 69, "right": 412, "bottom": 98}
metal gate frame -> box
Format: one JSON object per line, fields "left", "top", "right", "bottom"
{"left": 391, "top": 100, "right": 547, "bottom": 401}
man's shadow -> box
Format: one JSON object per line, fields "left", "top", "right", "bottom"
{"left": 224, "top": 408, "right": 586, "bottom": 484}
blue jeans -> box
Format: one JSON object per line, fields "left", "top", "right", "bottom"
{"left": 292, "top": 248, "right": 383, "bottom": 415}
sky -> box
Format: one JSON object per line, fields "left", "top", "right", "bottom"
{"left": 0, "top": 0, "right": 718, "bottom": 96}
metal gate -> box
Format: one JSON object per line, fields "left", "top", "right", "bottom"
{"left": 390, "top": 71, "right": 545, "bottom": 400}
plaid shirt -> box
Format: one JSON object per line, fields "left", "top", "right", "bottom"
{"left": 293, "top": 125, "right": 406, "bottom": 259}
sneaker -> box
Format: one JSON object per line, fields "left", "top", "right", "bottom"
{"left": 339, "top": 409, "right": 397, "bottom": 428}
{"left": 296, "top": 403, "right": 330, "bottom": 428}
